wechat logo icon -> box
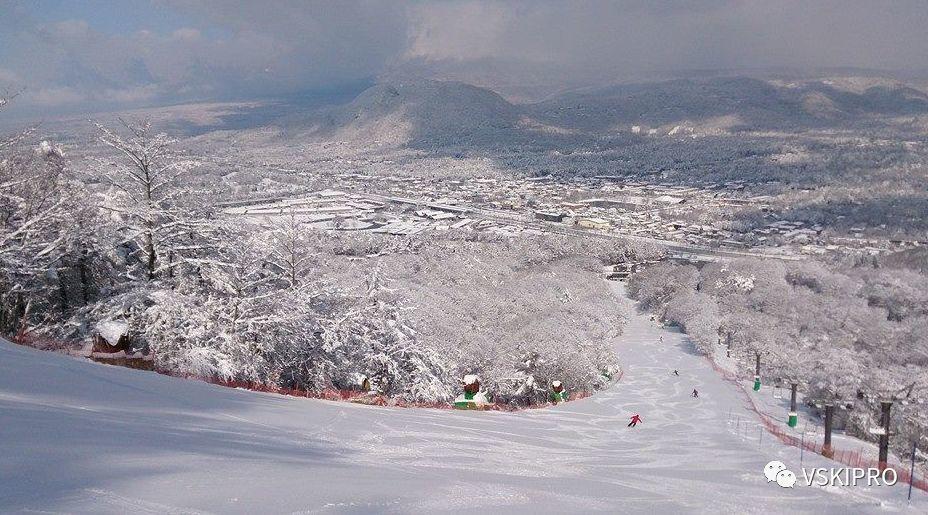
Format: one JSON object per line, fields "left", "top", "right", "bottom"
{"left": 764, "top": 460, "right": 797, "bottom": 488}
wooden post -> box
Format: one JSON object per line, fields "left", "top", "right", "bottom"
{"left": 878, "top": 401, "right": 892, "bottom": 471}
{"left": 822, "top": 404, "right": 835, "bottom": 458}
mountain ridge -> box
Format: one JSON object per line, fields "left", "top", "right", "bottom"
{"left": 301, "top": 76, "right": 928, "bottom": 146}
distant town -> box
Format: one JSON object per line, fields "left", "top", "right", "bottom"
{"left": 222, "top": 171, "right": 925, "bottom": 262}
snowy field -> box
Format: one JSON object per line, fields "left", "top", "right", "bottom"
{"left": 0, "top": 283, "right": 922, "bottom": 514}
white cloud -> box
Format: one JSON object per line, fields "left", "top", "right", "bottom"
{"left": 405, "top": 2, "right": 515, "bottom": 62}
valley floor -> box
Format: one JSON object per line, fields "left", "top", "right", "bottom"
{"left": 0, "top": 283, "right": 921, "bottom": 514}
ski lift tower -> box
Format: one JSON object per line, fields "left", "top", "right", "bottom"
{"left": 753, "top": 351, "right": 762, "bottom": 391}
{"left": 822, "top": 400, "right": 838, "bottom": 458}
{"left": 877, "top": 400, "right": 893, "bottom": 471}
{"left": 788, "top": 382, "right": 799, "bottom": 428}
{"left": 867, "top": 382, "right": 921, "bottom": 471}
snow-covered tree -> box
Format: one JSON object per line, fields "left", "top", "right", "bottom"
{"left": 93, "top": 120, "right": 209, "bottom": 281}
{"left": 0, "top": 98, "right": 72, "bottom": 333}
{"left": 664, "top": 290, "right": 720, "bottom": 355}
{"left": 313, "top": 263, "right": 453, "bottom": 401}
{"left": 263, "top": 212, "right": 316, "bottom": 288}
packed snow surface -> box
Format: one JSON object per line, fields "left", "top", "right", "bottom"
{"left": 0, "top": 284, "right": 921, "bottom": 513}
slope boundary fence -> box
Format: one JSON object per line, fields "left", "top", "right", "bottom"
{"left": 709, "top": 357, "right": 927, "bottom": 493}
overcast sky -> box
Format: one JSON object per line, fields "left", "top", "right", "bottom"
{"left": 2, "top": 0, "right": 928, "bottom": 113}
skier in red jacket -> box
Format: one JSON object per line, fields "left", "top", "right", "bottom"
{"left": 627, "top": 414, "right": 642, "bottom": 427}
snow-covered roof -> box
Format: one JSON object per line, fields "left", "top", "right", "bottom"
{"left": 96, "top": 320, "right": 128, "bottom": 345}
{"left": 463, "top": 374, "right": 480, "bottom": 385}
{"left": 552, "top": 380, "right": 562, "bottom": 388}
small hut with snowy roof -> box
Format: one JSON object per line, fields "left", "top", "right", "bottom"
{"left": 92, "top": 320, "right": 131, "bottom": 354}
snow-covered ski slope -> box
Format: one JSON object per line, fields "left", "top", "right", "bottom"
{"left": 0, "top": 283, "right": 921, "bottom": 514}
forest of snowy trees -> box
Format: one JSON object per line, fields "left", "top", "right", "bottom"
{"left": 627, "top": 256, "right": 928, "bottom": 461}
{"left": 0, "top": 98, "right": 639, "bottom": 405}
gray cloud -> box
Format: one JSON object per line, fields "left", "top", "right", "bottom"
{"left": 2, "top": 0, "right": 928, "bottom": 114}
{"left": 408, "top": 1, "right": 928, "bottom": 73}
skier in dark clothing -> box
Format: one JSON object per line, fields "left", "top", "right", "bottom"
{"left": 627, "top": 414, "right": 642, "bottom": 427}
{"left": 673, "top": 370, "right": 679, "bottom": 376}
{"left": 692, "top": 388, "right": 699, "bottom": 398}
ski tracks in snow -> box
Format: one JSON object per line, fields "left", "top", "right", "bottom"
{"left": 0, "top": 282, "right": 920, "bottom": 513}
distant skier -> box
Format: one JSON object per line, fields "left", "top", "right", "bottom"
{"left": 659, "top": 335, "right": 663, "bottom": 343}
{"left": 627, "top": 414, "right": 642, "bottom": 427}
{"left": 692, "top": 388, "right": 699, "bottom": 398}
{"left": 673, "top": 370, "right": 679, "bottom": 376}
